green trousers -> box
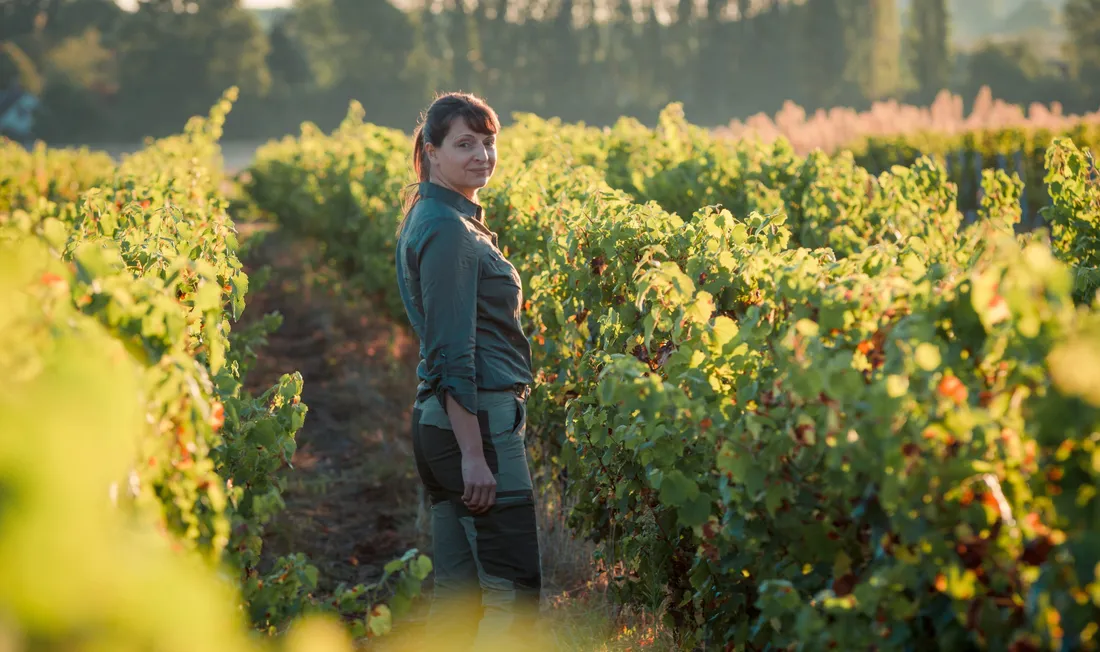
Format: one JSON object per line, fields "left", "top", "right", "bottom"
{"left": 411, "top": 390, "right": 543, "bottom": 651}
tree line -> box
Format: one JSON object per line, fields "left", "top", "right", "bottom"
{"left": 1, "top": 0, "right": 1098, "bottom": 144}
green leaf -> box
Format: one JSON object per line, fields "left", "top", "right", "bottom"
{"left": 764, "top": 484, "right": 785, "bottom": 516}
{"left": 659, "top": 470, "right": 699, "bottom": 507}
{"left": 642, "top": 312, "right": 657, "bottom": 348}
{"left": 678, "top": 492, "right": 712, "bottom": 528}
{"left": 230, "top": 273, "right": 249, "bottom": 321}
{"left": 204, "top": 317, "right": 225, "bottom": 375}
{"left": 388, "top": 590, "right": 413, "bottom": 619}
{"left": 743, "top": 464, "right": 766, "bottom": 497}
{"left": 412, "top": 554, "right": 433, "bottom": 581}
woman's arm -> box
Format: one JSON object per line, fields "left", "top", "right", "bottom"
{"left": 417, "top": 218, "right": 496, "bottom": 514}
{"left": 446, "top": 393, "right": 496, "bottom": 514}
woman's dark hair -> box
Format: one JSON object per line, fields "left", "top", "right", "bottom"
{"left": 397, "top": 92, "right": 501, "bottom": 234}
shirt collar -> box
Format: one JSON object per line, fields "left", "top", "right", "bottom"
{"left": 419, "top": 181, "right": 484, "bottom": 222}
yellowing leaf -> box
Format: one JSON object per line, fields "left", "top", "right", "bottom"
{"left": 795, "top": 319, "right": 820, "bottom": 337}
{"left": 711, "top": 315, "right": 739, "bottom": 347}
{"left": 886, "top": 375, "right": 909, "bottom": 398}
{"left": 1048, "top": 335, "right": 1100, "bottom": 406}
{"left": 914, "top": 342, "right": 941, "bottom": 371}
{"left": 685, "top": 291, "right": 715, "bottom": 324}
{"left": 833, "top": 551, "right": 852, "bottom": 577}
{"left": 366, "top": 605, "right": 392, "bottom": 637}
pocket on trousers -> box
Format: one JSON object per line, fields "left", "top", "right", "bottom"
{"left": 473, "top": 500, "right": 542, "bottom": 592}
{"left": 510, "top": 396, "right": 527, "bottom": 439}
{"left": 489, "top": 397, "right": 531, "bottom": 495}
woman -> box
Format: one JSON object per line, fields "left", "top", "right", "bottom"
{"left": 394, "top": 92, "right": 542, "bottom": 648}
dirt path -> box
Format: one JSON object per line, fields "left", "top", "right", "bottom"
{"left": 235, "top": 225, "right": 430, "bottom": 631}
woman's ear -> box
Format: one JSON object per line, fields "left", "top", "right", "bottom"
{"left": 425, "top": 142, "right": 437, "bottom": 165}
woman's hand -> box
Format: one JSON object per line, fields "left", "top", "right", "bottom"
{"left": 461, "top": 452, "right": 497, "bottom": 514}
{"left": 445, "top": 392, "right": 497, "bottom": 515}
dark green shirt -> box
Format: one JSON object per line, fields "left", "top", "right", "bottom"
{"left": 396, "top": 181, "right": 533, "bottom": 416}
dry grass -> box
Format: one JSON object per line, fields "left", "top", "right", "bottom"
{"left": 716, "top": 85, "right": 1100, "bottom": 154}
{"left": 539, "top": 586, "right": 681, "bottom": 652}
{"left": 535, "top": 470, "right": 598, "bottom": 593}
{"left": 372, "top": 567, "right": 680, "bottom": 652}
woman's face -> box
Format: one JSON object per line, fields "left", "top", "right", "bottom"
{"left": 427, "top": 117, "right": 497, "bottom": 196}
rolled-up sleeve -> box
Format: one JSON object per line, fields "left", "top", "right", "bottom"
{"left": 417, "top": 217, "right": 479, "bottom": 415}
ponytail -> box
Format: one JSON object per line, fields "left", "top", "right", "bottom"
{"left": 397, "top": 124, "right": 431, "bottom": 236}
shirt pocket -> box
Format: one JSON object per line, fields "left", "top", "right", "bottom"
{"left": 480, "top": 247, "right": 522, "bottom": 290}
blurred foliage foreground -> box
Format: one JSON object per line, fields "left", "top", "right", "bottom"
{"left": 0, "top": 88, "right": 442, "bottom": 652}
